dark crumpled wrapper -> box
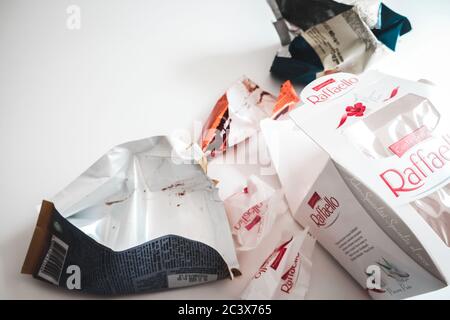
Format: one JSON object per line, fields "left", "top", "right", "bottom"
{"left": 268, "top": 0, "right": 412, "bottom": 84}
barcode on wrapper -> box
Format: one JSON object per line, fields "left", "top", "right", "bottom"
{"left": 37, "top": 235, "right": 68, "bottom": 285}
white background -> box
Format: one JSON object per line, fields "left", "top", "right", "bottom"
{"left": 0, "top": 0, "right": 449, "bottom": 299}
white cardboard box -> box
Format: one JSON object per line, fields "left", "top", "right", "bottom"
{"left": 261, "top": 71, "right": 450, "bottom": 299}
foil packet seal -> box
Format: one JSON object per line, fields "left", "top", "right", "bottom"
{"left": 241, "top": 227, "right": 315, "bottom": 300}
{"left": 267, "top": 0, "right": 411, "bottom": 84}
{"left": 21, "top": 136, "right": 240, "bottom": 295}
{"left": 199, "top": 77, "right": 299, "bottom": 158}
{"left": 224, "top": 175, "right": 287, "bottom": 251}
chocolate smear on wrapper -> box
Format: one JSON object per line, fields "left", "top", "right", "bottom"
{"left": 22, "top": 136, "right": 239, "bottom": 294}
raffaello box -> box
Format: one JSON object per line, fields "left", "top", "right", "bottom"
{"left": 261, "top": 71, "right": 450, "bottom": 299}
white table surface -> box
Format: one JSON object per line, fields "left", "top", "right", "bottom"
{"left": 1, "top": 0, "right": 449, "bottom": 300}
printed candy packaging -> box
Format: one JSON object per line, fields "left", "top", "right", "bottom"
{"left": 261, "top": 71, "right": 449, "bottom": 299}
{"left": 224, "top": 175, "right": 287, "bottom": 251}
{"left": 200, "top": 77, "right": 276, "bottom": 157}
{"left": 22, "top": 136, "right": 240, "bottom": 294}
{"left": 200, "top": 77, "right": 299, "bottom": 157}
{"left": 201, "top": 78, "right": 296, "bottom": 253}
{"left": 267, "top": 0, "right": 411, "bottom": 83}
{"left": 241, "top": 227, "right": 315, "bottom": 300}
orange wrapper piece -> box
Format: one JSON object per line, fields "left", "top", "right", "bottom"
{"left": 200, "top": 94, "right": 229, "bottom": 154}
{"left": 272, "top": 81, "right": 300, "bottom": 120}
{"left": 200, "top": 77, "right": 300, "bottom": 157}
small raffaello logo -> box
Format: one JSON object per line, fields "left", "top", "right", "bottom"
{"left": 280, "top": 253, "right": 301, "bottom": 294}
{"left": 233, "top": 202, "right": 263, "bottom": 232}
{"left": 308, "top": 192, "right": 340, "bottom": 228}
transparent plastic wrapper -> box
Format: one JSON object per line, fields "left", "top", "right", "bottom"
{"left": 267, "top": 0, "right": 411, "bottom": 84}
{"left": 21, "top": 136, "right": 240, "bottom": 294}
{"left": 344, "top": 94, "right": 450, "bottom": 246}
{"left": 241, "top": 227, "right": 315, "bottom": 300}
{"left": 261, "top": 71, "right": 449, "bottom": 299}
{"left": 200, "top": 77, "right": 299, "bottom": 157}
{"left": 224, "top": 175, "right": 287, "bottom": 251}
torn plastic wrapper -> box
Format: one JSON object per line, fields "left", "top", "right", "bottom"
{"left": 199, "top": 77, "right": 299, "bottom": 157}
{"left": 21, "top": 136, "right": 240, "bottom": 294}
{"left": 224, "top": 175, "right": 287, "bottom": 251}
{"left": 241, "top": 227, "right": 315, "bottom": 300}
{"left": 268, "top": 0, "right": 411, "bottom": 84}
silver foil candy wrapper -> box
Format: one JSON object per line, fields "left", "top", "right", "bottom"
{"left": 22, "top": 136, "right": 240, "bottom": 295}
